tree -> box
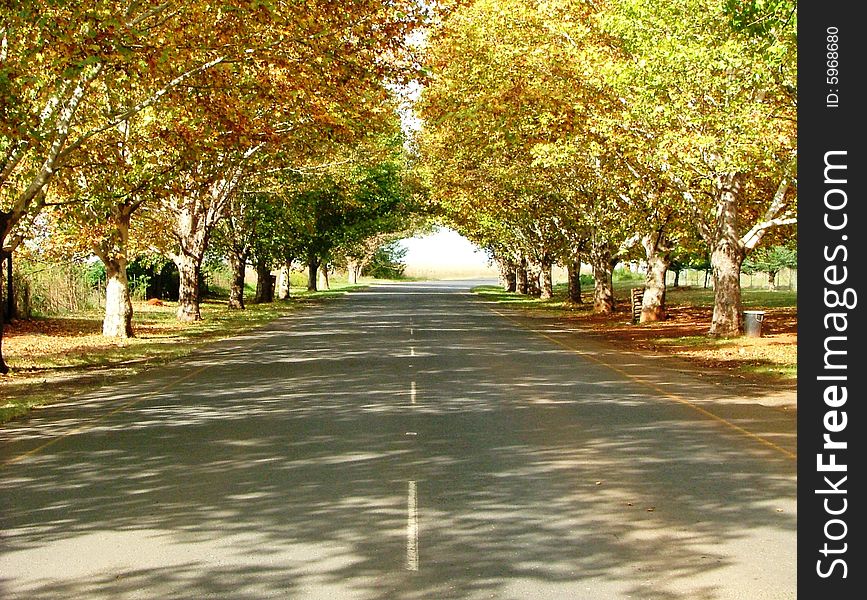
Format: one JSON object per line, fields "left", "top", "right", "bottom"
{"left": 47, "top": 107, "right": 178, "bottom": 337}
{"left": 1, "top": 0, "right": 427, "bottom": 367}
{"left": 742, "top": 243, "right": 796, "bottom": 290}
{"left": 420, "top": 0, "right": 796, "bottom": 332}
{"left": 419, "top": 0, "right": 623, "bottom": 307}
{"left": 288, "top": 151, "right": 418, "bottom": 291}
{"left": 1, "top": 3, "right": 233, "bottom": 359}
{"left": 156, "top": 143, "right": 264, "bottom": 320}
{"left": 599, "top": 0, "right": 797, "bottom": 335}
{"left": 1, "top": 2, "right": 277, "bottom": 258}
{"left": 363, "top": 241, "right": 408, "bottom": 279}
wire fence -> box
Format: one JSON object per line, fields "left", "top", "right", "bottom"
{"left": 666, "top": 267, "right": 797, "bottom": 291}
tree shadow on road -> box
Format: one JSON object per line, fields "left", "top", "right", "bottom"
{"left": 0, "top": 285, "right": 795, "bottom": 599}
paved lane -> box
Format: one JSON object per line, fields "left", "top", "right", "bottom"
{"left": 0, "top": 281, "right": 796, "bottom": 599}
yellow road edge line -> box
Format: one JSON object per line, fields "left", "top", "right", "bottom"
{"left": 3, "top": 364, "right": 210, "bottom": 467}
{"left": 487, "top": 305, "right": 796, "bottom": 461}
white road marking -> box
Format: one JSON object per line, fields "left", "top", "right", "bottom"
{"left": 410, "top": 381, "right": 417, "bottom": 405}
{"left": 406, "top": 480, "right": 419, "bottom": 571}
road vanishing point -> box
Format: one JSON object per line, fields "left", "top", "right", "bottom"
{"left": 1, "top": 281, "right": 796, "bottom": 599}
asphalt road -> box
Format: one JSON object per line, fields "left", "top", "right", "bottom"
{"left": 0, "top": 281, "right": 796, "bottom": 599}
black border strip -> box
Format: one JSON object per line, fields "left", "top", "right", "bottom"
{"left": 798, "top": 1, "right": 864, "bottom": 596}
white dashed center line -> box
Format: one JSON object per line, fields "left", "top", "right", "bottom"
{"left": 406, "top": 480, "right": 419, "bottom": 571}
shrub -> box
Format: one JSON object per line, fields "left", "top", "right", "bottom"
{"left": 13, "top": 260, "right": 101, "bottom": 316}
{"left": 612, "top": 267, "right": 644, "bottom": 282}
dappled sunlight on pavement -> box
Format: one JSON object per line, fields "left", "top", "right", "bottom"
{"left": 1, "top": 281, "right": 795, "bottom": 599}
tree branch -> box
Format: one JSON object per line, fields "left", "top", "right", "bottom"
{"left": 60, "top": 54, "right": 228, "bottom": 161}
{"left": 10, "top": 64, "right": 103, "bottom": 222}
{"left": 741, "top": 158, "right": 796, "bottom": 250}
{"left": 742, "top": 215, "right": 797, "bottom": 251}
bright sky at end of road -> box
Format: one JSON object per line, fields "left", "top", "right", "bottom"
{"left": 398, "top": 228, "right": 496, "bottom": 279}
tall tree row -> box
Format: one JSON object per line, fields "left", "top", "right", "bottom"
{"left": 418, "top": 0, "right": 796, "bottom": 335}
{"left": 1, "top": 1, "right": 427, "bottom": 372}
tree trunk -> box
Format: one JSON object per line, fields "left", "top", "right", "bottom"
{"left": 0, "top": 317, "right": 6, "bottom": 374}
{"left": 254, "top": 258, "right": 273, "bottom": 303}
{"left": 95, "top": 207, "right": 136, "bottom": 338}
{"left": 567, "top": 260, "right": 582, "bottom": 303}
{"left": 103, "top": 258, "right": 134, "bottom": 338}
{"left": 590, "top": 244, "right": 615, "bottom": 314}
{"left": 228, "top": 251, "right": 246, "bottom": 310}
{"left": 170, "top": 187, "right": 225, "bottom": 323}
{"left": 767, "top": 271, "right": 777, "bottom": 291}
{"left": 516, "top": 257, "right": 529, "bottom": 295}
{"left": 709, "top": 242, "right": 744, "bottom": 336}
{"left": 498, "top": 259, "right": 517, "bottom": 292}
{"left": 276, "top": 260, "right": 292, "bottom": 300}
{"left": 525, "top": 261, "right": 542, "bottom": 297}
{"left": 539, "top": 259, "right": 553, "bottom": 300}
{"left": 347, "top": 260, "right": 362, "bottom": 285}
{"left": 307, "top": 255, "right": 320, "bottom": 291}
{"left": 639, "top": 233, "right": 670, "bottom": 323}
{"left": 673, "top": 270, "right": 681, "bottom": 287}
{"left": 318, "top": 265, "right": 330, "bottom": 290}
{"left": 640, "top": 261, "right": 668, "bottom": 323}
{"left": 174, "top": 253, "right": 202, "bottom": 321}
{"left": 0, "top": 252, "right": 8, "bottom": 374}
{"left": 708, "top": 173, "right": 746, "bottom": 337}
{"left": 3, "top": 252, "right": 15, "bottom": 322}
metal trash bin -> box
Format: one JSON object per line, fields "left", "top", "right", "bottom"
{"left": 743, "top": 310, "right": 765, "bottom": 337}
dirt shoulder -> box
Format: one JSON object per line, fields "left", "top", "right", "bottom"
{"left": 578, "top": 303, "right": 797, "bottom": 384}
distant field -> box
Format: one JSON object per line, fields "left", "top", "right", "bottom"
{"left": 402, "top": 265, "right": 499, "bottom": 280}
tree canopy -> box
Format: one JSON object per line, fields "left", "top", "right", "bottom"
{"left": 418, "top": 0, "right": 796, "bottom": 333}
{"left": 0, "top": 0, "right": 799, "bottom": 374}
